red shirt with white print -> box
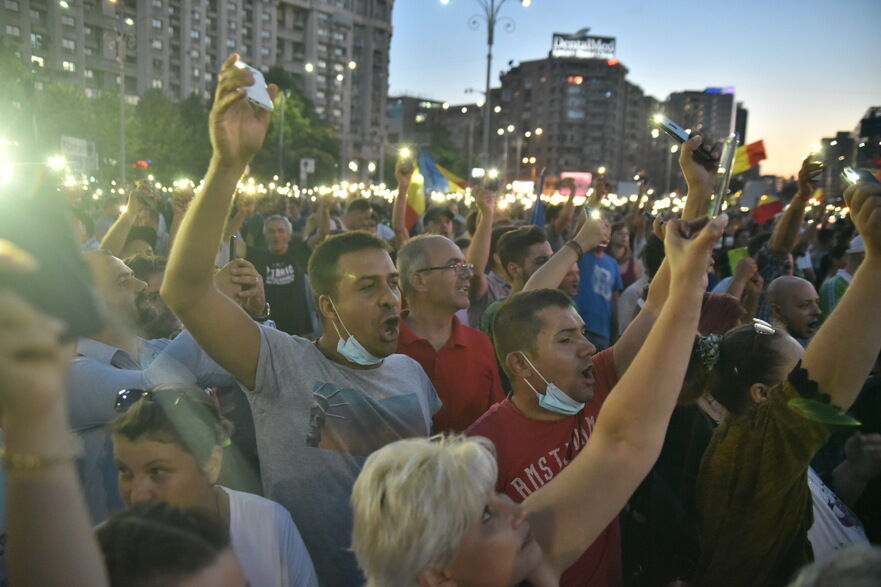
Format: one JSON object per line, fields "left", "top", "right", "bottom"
{"left": 466, "top": 348, "right": 621, "bottom": 587}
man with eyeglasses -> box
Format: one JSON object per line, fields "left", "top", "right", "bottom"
{"left": 396, "top": 235, "right": 505, "bottom": 432}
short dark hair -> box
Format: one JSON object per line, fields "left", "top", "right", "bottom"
{"left": 465, "top": 209, "right": 479, "bottom": 237}
{"left": 97, "top": 501, "right": 230, "bottom": 587}
{"left": 493, "top": 289, "right": 574, "bottom": 376}
{"left": 498, "top": 225, "right": 548, "bottom": 271}
{"left": 124, "top": 226, "right": 158, "bottom": 249}
{"left": 124, "top": 254, "right": 167, "bottom": 282}
{"left": 111, "top": 384, "right": 231, "bottom": 467}
{"left": 346, "top": 198, "right": 372, "bottom": 214}
{"left": 71, "top": 208, "right": 94, "bottom": 239}
{"left": 308, "top": 230, "right": 391, "bottom": 300}
{"left": 747, "top": 232, "right": 772, "bottom": 258}
{"left": 488, "top": 225, "right": 517, "bottom": 270}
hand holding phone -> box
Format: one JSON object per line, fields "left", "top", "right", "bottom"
{"left": 653, "top": 115, "right": 715, "bottom": 164}
{"left": 841, "top": 167, "right": 881, "bottom": 187}
{"left": 234, "top": 61, "right": 274, "bottom": 112}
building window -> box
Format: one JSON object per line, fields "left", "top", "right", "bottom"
{"left": 226, "top": 39, "right": 235, "bottom": 47}
{"left": 261, "top": 12, "right": 270, "bottom": 21}
{"left": 62, "top": 61, "right": 76, "bottom": 72}
{"left": 5, "top": 0, "right": 19, "bottom": 10}
{"left": 190, "top": 30, "right": 200, "bottom": 39}
{"left": 227, "top": 2, "right": 236, "bottom": 10}
{"left": 260, "top": 47, "right": 270, "bottom": 56}
{"left": 152, "top": 19, "right": 162, "bottom": 28}
{"left": 229, "top": 21, "right": 236, "bottom": 30}
{"left": 85, "top": 69, "right": 94, "bottom": 79}
{"left": 190, "top": 49, "right": 200, "bottom": 58}
{"left": 62, "top": 38, "right": 76, "bottom": 51}
{"left": 261, "top": 30, "right": 270, "bottom": 39}
{"left": 84, "top": 47, "right": 93, "bottom": 56}
{"left": 85, "top": 88, "right": 98, "bottom": 98}
{"left": 152, "top": 0, "right": 162, "bottom": 8}
{"left": 61, "top": 15, "right": 75, "bottom": 27}
{"left": 5, "top": 25, "right": 20, "bottom": 36}
{"left": 152, "top": 39, "right": 163, "bottom": 49}
{"left": 152, "top": 79, "right": 162, "bottom": 88}
{"left": 193, "top": 68, "right": 200, "bottom": 77}
{"left": 192, "top": 10, "right": 201, "bottom": 20}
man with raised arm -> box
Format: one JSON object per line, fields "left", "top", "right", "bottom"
{"left": 161, "top": 55, "right": 438, "bottom": 586}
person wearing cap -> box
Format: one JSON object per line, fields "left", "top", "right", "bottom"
{"left": 422, "top": 206, "right": 455, "bottom": 239}
{"left": 819, "top": 235, "right": 865, "bottom": 320}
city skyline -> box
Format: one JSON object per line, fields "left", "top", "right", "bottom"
{"left": 389, "top": 0, "right": 881, "bottom": 178}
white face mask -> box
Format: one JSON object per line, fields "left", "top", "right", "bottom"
{"left": 519, "top": 353, "right": 584, "bottom": 416}
{"left": 327, "top": 298, "right": 383, "bottom": 366}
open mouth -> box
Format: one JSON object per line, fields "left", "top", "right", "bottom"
{"left": 581, "top": 363, "right": 595, "bottom": 384}
{"left": 379, "top": 316, "right": 400, "bottom": 341}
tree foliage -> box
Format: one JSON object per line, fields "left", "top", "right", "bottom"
{"left": 0, "top": 48, "right": 339, "bottom": 183}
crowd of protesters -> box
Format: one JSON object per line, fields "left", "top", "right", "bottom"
{"left": 1, "top": 53, "right": 880, "bottom": 587}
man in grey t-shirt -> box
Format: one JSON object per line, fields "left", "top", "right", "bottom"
{"left": 162, "top": 58, "right": 439, "bottom": 586}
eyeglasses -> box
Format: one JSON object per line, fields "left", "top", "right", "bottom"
{"left": 113, "top": 388, "right": 204, "bottom": 414}
{"left": 115, "top": 388, "right": 152, "bottom": 412}
{"left": 752, "top": 318, "right": 776, "bottom": 335}
{"left": 415, "top": 261, "right": 475, "bottom": 278}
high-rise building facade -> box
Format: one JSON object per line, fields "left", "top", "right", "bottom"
{"left": 0, "top": 0, "right": 392, "bottom": 176}
{"left": 664, "top": 87, "right": 737, "bottom": 144}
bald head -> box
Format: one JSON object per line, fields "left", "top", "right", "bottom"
{"left": 767, "top": 276, "right": 821, "bottom": 339}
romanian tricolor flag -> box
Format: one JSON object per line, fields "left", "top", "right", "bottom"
{"left": 404, "top": 151, "right": 468, "bottom": 229}
{"left": 752, "top": 194, "right": 784, "bottom": 225}
{"left": 732, "top": 140, "right": 767, "bottom": 175}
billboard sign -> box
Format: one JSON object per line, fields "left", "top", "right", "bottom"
{"left": 551, "top": 33, "right": 616, "bottom": 60}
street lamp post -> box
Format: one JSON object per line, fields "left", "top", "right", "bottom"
{"left": 444, "top": 0, "right": 533, "bottom": 167}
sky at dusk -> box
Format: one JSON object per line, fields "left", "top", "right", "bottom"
{"left": 389, "top": 0, "right": 881, "bottom": 177}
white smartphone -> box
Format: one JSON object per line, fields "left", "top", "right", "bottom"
{"left": 234, "top": 61, "right": 274, "bottom": 112}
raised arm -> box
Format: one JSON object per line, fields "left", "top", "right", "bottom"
{"left": 767, "top": 158, "right": 821, "bottom": 257}
{"left": 801, "top": 182, "right": 881, "bottom": 409}
{"left": 524, "top": 213, "right": 729, "bottom": 576}
{"left": 524, "top": 213, "right": 609, "bottom": 292}
{"left": 161, "top": 54, "right": 277, "bottom": 389}
{"left": 306, "top": 196, "right": 332, "bottom": 251}
{"left": 100, "top": 184, "right": 152, "bottom": 256}
{"left": 391, "top": 158, "right": 414, "bottom": 250}
{"left": 465, "top": 189, "right": 495, "bottom": 300}
{"left": 611, "top": 136, "right": 712, "bottom": 374}
{"left": 0, "top": 288, "right": 108, "bottom": 587}
{"left": 553, "top": 180, "right": 577, "bottom": 235}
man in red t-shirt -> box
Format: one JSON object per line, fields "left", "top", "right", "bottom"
{"left": 468, "top": 215, "right": 674, "bottom": 586}
{"left": 397, "top": 234, "right": 505, "bottom": 432}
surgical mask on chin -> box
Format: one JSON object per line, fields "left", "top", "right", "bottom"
{"left": 519, "top": 353, "right": 584, "bottom": 416}
{"left": 328, "top": 299, "right": 384, "bottom": 366}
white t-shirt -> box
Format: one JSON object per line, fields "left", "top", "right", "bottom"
{"left": 806, "top": 467, "right": 868, "bottom": 561}
{"left": 222, "top": 487, "right": 319, "bottom": 587}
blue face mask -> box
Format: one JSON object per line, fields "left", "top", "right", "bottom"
{"left": 520, "top": 353, "right": 584, "bottom": 416}
{"left": 328, "top": 299, "right": 384, "bottom": 366}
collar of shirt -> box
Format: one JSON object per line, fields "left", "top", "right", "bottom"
{"left": 76, "top": 337, "right": 170, "bottom": 368}
{"left": 835, "top": 269, "right": 853, "bottom": 284}
{"left": 398, "top": 311, "right": 468, "bottom": 350}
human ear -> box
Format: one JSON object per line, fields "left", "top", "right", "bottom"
{"left": 505, "top": 351, "right": 533, "bottom": 380}
{"left": 202, "top": 445, "right": 224, "bottom": 484}
{"left": 318, "top": 294, "right": 338, "bottom": 321}
{"left": 749, "top": 383, "right": 770, "bottom": 404}
{"left": 416, "top": 568, "right": 456, "bottom": 587}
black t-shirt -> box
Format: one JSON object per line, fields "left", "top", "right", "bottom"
{"left": 247, "top": 242, "right": 312, "bottom": 336}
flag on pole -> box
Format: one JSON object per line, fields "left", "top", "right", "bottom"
{"left": 404, "top": 151, "right": 469, "bottom": 229}
{"left": 733, "top": 140, "right": 767, "bottom": 175}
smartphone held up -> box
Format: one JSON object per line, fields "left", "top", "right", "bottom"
{"left": 234, "top": 60, "right": 274, "bottom": 112}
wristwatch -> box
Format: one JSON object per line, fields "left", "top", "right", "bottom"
{"left": 254, "top": 302, "right": 271, "bottom": 322}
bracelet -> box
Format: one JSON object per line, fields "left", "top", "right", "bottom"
{"left": 565, "top": 240, "right": 584, "bottom": 260}
{"left": 0, "top": 436, "right": 84, "bottom": 471}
